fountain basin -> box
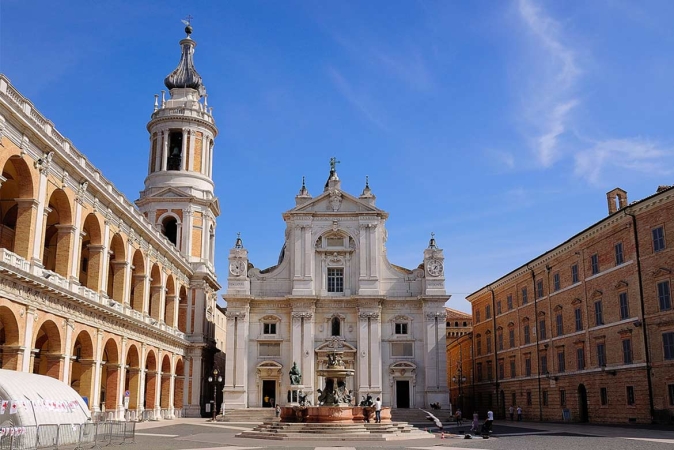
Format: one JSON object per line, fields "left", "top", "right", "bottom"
{"left": 280, "top": 406, "right": 391, "bottom": 423}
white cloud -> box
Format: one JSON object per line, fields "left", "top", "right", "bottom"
{"left": 574, "top": 138, "right": 674, "bottom": 185}
{"left": 516, "top": 0, "right": 581, "bottom": 167}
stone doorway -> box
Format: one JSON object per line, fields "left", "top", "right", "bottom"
{"left": 396, "top": 380, "right": 410, "bottom": 408}
{"left": 578, "top": 384, "right": 589, "bottom": 422}
{"left": 262, "top": 380, "right": 276, "bottom": 408}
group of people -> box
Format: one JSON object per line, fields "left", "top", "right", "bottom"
{"left": 509, "top": 405, "right": 523, "bottom": 421}
{"left": 452, "top": 408, "right": 494, "bottom": 436}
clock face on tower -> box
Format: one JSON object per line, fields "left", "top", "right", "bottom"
{"left": 229, "top": 260, "right": 246, "bottom": 276}
{"left": 427, "top": 259, "right": 443, "bottom": 277}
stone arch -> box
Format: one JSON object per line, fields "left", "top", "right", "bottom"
{"left": 174, "top": 358, "right": 184, "bottom": 409}
{"left": 178, "top": 285, "right": 188, "bottom": 333}
{"left": 0, "top": 305, "right": 21, "bottom": 370}
{"left": 42, "top": 189, "right": 73, "bottom": 276}
{"left": 100, "top": 338, "right": 120, "bottom": 412}
{"left": 0, "top": 156, "right": 36, "bottom": 258}
{"left": 79, "top": 213, "right": 103, "bottom": 290}
{"left": 148, "top": 263, "right": 163, "bottom": 321}
{"left": 125, "top": 344, "right": 141, "bottom": 410}
{"left": 158, "top": 212, "right": 180, "bottom": 247}
{"left": 32, "top": 319, "right": 63, "bottom": 379}
{"left": 160, "top": 354, "right": 172, "bottom": 409}
{"left": 70, "top": 329, "right": 95, "bottom": 403}
{"left": 145, "top": 350, "right": 158, "bottom": 410}
{"left": 107, "top": 233, "right": 126, "bottom": 302}
{"left": 130, "top": 249, "right": 146, "bottom": 312}
{"left": 164, "top": 274, "right": 176, "bottom": 327}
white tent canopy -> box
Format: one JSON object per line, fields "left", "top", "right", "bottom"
{"left": 0, "top": 369, "right": 90, "bottom": 428}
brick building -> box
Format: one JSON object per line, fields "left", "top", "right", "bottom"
{"left": 445, "top": 308, "right": 473, "bottom": 415}
{"left": 467, "top": 187, "right": 674, "bottom": 424}
{"left": 0, "top": 25, "right": 223, "bottom": 420}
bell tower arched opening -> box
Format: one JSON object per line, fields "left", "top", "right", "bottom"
{"left": 162, "top": 216, "right": 178, "bottom": 246}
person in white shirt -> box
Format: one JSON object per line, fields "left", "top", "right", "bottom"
{"left": 374, "top": 397, "right": 382, "bottom": 423}
{"left": 484, "top": 410, "right": 494, "bottom": 434}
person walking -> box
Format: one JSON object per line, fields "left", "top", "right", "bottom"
{"left": 509, "top": 405, "right": 514, "bottom": 421}
{"left": 483, "top": 409, "right": 494, "bottom": 435}
{"left": 455, "top": 408, "right": 462, "bottom": 426}
{"left": 374, "top": 397, "right": 382, "bottom": 423}
{"left": 517, "top": 406, "right": 522, "bottom": 421}
{"left": 471, "top": 412, "right": 480, "bottom": 434}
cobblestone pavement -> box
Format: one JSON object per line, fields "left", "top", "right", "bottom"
{"left": 127, "top": 419, "right": 674, "bottom": 450}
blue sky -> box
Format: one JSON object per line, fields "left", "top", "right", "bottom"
{"left": 2, "top": 1, "right": 673, "bottom": 312}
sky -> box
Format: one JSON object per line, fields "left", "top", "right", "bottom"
{"left": 1, "top": 1, "right": 674, "bottom": 313}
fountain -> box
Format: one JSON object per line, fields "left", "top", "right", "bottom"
{"left": 279, "top": 351, "right": 389, "bottom": 423}
{"left": 236, "top": 352, "right": 428, "bottom": 440}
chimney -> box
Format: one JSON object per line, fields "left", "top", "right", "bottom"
{"left": 606, "top": 188, "right": 627, "bottom": 215}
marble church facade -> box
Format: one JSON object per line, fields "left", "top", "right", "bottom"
{"left": 223, "top": 165, "right": 450, "bottom": 409}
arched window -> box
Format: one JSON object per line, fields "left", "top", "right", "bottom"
{"left": 162, "top": 216, "right": 178, "bottom": 246}
{"left": 331, "top": 317, "right": 341, "bottom": 336}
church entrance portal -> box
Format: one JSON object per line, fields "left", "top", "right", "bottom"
{"left": 262, "top": 380, "right": 276, "bottom": 407}
{"left": 396, "top": 380, "right": 410, "bottom": 408}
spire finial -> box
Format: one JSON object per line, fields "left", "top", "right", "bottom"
{"left": 365, "top": 175, "right": 369, "bottom": 188}
{"left": 329, "top": 156, "right": 340, "bottom": 173}
{"left": 164, "top": 17, "right": 203, "bottom": 91}
{"left": 181, "top": 15, "right": 194, "bottom": 37}
{"left": 428, "top": 232, "right": 437, "bottom": 249}
{"left": 234, "top": 232, "right": 243, "bottom": 249}
{"left": 302, "top": 176, "right": 306, "bottom": 188}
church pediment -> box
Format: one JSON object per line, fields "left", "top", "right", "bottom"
{"left": 289, "top": 190, "right": 382, "bottom": 214}
{"left": 151, "top": 187, "right": 194, "bottom": 199}
{"left": 315, "top": 337, "right": 357, "bottom": 353}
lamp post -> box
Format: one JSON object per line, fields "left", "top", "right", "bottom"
{"left": 452, "top": 375, "right": 467, "bottom": 414}
{"left": 208, "top": 368, "right": 223, "bottom": 421}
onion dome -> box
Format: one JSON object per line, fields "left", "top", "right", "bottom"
{"left": 164, "top": 25, "right": 203, "bottom": 91}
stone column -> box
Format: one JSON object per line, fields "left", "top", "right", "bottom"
{"left": 69, "top": 198, "right": 84, "bottom": 282}
{"left": 31, "top": 162, "right": 50, "bottom": 265}
{"left": 91, "top": 329, "right": 104, "bottom": 413}
{"left": 117, "top": 337, "right": 127, "bottom": 420}
{"left": 160, "top": 130, "right": 168, "bottom": 171}
{"left": 180, "top": 129, "right": 187, "bottom": 171}
{"left": 369, "top": 312, "right": 382, "bottom": 393}
{"left": 168, "top": 355, "right": 176, "bottom": 418}
{"left": 138, "top": 343, "right": 147, "bottom": 415}
{"left": 98, "top": 218, "right": 111, "bottom": 294}
{"left": 154, "top": 351, "right": 163, "bottom": 419}
{"left": 87, "top": 245, "right": 105, "bottom": 292}
{"left": 21, "top": 307, "right": 37, "bottom": 372}
{"left": 54, "top": 224, "right": 75, "bottom": 278}
{"left": 62, "top": 319, "right": 75, "bottom": 383}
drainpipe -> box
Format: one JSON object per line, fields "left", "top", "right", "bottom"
{"left": 529, "top": 266, "right": 543, "bottom": 422}
{"left": 625, "top": 209, "right": 655, "bottom": 423}
{"left": 489, "top": 288, "right": 499, "bottom": 418}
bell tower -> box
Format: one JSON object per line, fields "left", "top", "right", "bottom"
{"left": 136, "top": 22, "right": 221, "bottom": 418}
{"left": 136, "top": 22, "right": 219, "bottom": 276}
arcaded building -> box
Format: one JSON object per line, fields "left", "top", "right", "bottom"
{"left": 0, "top": 26, "right": 221, "bottom": 419}
{"left": 467, "top": 187, "right": 674, "bottom": 424}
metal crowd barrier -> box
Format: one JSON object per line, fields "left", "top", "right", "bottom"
{"left": 0, "top": 421, "right": 135, "bottom": 450}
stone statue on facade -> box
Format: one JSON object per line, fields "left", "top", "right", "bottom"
{"left": 289, "top": 362, "right": 302, "bottom": 385}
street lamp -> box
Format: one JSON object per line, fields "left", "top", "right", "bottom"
{"left": 452, "top": 374, "right": 467, "bottom": 418}
{"left": 207, "top": 368, "right": 223, "bottom": 421}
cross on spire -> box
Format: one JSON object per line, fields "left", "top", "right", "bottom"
{"left": 329, "top": 156, "right": 340, "bottom": 173}
{"left": 183, "top": 14, "right": 193, "bottom": 25}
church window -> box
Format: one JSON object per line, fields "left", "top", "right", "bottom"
{"left": 167, "top": 131, "right": 183, "bottom": 170}
{"left": 395, "top": 323, "right": 408, "bottom": 335}
{"left": 391, "top": 342, "right": 413, "bottom": 357}
{"left": 263, "top": 323, "right": 277, "bottom": 335}
{"left": 161, "top": 216, "right": 178, "bottom": 246}
{"left": 327, "top": 268, "right": 344, "bottom": 293}
{"left": 331, "top": 317, "right": 341, "bottom": 336}
{"left": 258, "top": 343, "right": 281, "bottom": 357}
